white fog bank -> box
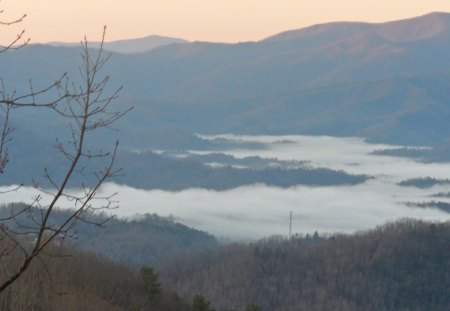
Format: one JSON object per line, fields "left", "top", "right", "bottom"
{"left": 1, "top": 180, "right": 449, "bottom": 240}
{"left": 2, "top": 135, "right": 450, "bottom": 240}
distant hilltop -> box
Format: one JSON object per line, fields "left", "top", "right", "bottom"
{"left": 266, "top": 12, "right": 450, "bottom": 43}
{"left": 47, "top": 35, "right": 188, "bottom": 54}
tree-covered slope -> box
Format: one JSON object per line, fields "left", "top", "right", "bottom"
{"left": 0, "top": 206, "right": 218, "bottom": 267}
{"left": 0, "top": 242, "right": 193, "bottom": 311}
{"left": 158, "top": 219, "right": 450, "bottom": 311}
{"left": 1, "top": 135, "right": 370, "bottom": 190}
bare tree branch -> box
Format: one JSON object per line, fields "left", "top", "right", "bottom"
{"left": 0, "top": 26, "right": 128, "bottom": 292}
{"left": 0, "top": 6, "right": 29, "bottom": 53}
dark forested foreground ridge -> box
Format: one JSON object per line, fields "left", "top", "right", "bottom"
{"left": 0, "top": 206, "right": 217, "bottom": 310}
{"left": 0, "top": 241, "right": 256, "bottom": 311}
{"left": 0, "top": 243, "right": 194, "bottom": 311}
{"left": 1, "top": 216, "right": 449, "bottom": 310}
{"left": 158, "top": 219, "right": 450, "bottom": 311}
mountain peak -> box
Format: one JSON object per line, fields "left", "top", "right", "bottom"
{"left": 264, "top": 22, "right": 371, "bottom": 42}
{"left": 375, "top": 12, "right": 450, "bottom": 42}
{"left": 102, "top": 35, "right": 189, "bottom": 54}
{"left": 264, "top": 12, "right": 450, "bottom": 44}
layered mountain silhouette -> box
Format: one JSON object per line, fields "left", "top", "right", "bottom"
{"left": 2, "top": 12, "right": 450, "bottom": 148}
{"left": 47, "top": 35, "right": 188, "bottom": 54}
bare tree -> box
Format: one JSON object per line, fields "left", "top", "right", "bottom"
{"left": 0, "top": 5, "right": 129, "bottom": 292}
{"left": 0, "top": 2, "right": 29, "bottom": 173}
{"left": 0, "top": 2, "right": 29, "bottom": 54}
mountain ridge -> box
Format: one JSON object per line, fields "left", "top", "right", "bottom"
{"left": 3, "top": 12, "right": 450, "bottom": 147}
{"left": 265, "top": 12, "right": 450, "bottom": 43}
{"left": 46, "top": 34, "right": 188, "bottom": 54}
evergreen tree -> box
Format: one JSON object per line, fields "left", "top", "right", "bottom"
{"left": 192, "top": 295, "right": 215, "bottom": 311}
{"left": 140, "top": 266, "right": 161, "bottom": 299}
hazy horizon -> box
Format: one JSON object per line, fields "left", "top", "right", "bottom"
{"left": 3, "top": 1, "right": 450, "bottom": 44}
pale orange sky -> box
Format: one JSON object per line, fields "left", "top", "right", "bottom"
{"left": 3, "top": 0, "right": 450, "bottom": 44}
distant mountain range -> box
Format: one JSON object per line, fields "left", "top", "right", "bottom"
{"left": 47, "top": 35, "right": 188, "bottom": 54}
{"left": 2, "top": 12, "right": 450, "bottom": 151}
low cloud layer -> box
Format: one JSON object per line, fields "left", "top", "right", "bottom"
{"left": 2, "top": 180, "right": 449, "bottom": 241}
{"left": 2, "top": 135, "right": 450, "bottom": 240}
{"left": 197, "top": 134, "right": 450, "bottom": 182}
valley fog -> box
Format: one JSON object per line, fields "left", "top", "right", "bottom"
{"left": 2, "top": 135, "right": 450, "bottom": 240}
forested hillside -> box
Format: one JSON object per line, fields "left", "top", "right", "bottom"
{"left": 2, "top": 206, "right": 449, "bottom": 310}
{"left": 0, "top": 206, "right": 218, "bottom": 266}
{"left": 114, "top": 152, "right": 369, "bottom": 190}
{"left": 372, "top": 140, "right": 450, "bottom": 163}
{"left": 76, "top": 213, "right": 218, "bottom": 266}
{"left": 1, "top": 147, "right": 370, "bottom": 190}
{"left": 0, "top": 242, "right": 193, "bottom": 311}
{"left": 158, "top": 220, "right": 450, "bottom": 311}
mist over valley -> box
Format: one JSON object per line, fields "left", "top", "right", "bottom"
{"left": 3, "top": 11, "right": 450, "bottom": 310}
{"left": 4, "top": 13, "right": 450, "bottom": 239}
{"left": 3, "top": 135, "right": 450, "bottom": 240}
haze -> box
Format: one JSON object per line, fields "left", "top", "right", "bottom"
{"left": 3, "top": 136, "right": 450, "bottom": 240}
{"left": 3, "top": 0, "right": 450, "bottom": 44}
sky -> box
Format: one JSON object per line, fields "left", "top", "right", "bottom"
{"left": 2, "top": 0, "right": 450, "bottom": 44}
